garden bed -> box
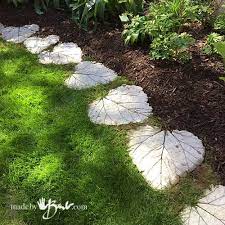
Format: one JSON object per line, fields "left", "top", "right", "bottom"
{"left": 0, "top": 4, "right": 225, "bottom": 184}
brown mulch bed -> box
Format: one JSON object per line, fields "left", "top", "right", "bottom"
{"left": 0, "top": 4, "right": 225, "bottom": 184}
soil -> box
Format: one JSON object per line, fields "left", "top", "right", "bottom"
{"left": 0, "top": 4, "right": 225, "bottom": 184}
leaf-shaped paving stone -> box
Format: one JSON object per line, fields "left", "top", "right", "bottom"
{"left": 1, "top": 24, "right": 39, "bottom": 43}
{"left": 38, "top": 42, "right": 82, "bottom": 64}
{"left": 88, "top": 85, "right": 152, "bottom": 125}
{"left": 65, "top": 61, "right": 118, "bottom": 89}
{"left": 128, "top": 125, "right": 205, "bottom": 189}
{"left": 181, "top": 185, "right": 225, "bottom": 225}
{"left": 24, "top": 35, "right": 59, "bottom": 54}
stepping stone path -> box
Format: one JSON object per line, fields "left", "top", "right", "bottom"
{"left": 181, "top": 185, "right": 225, "bottom": 225}
{"left": 88, "top": 85, "right": 153, "bottom": 125}
{"left": 1, "top": 22, "right": 223, "bottom": 225}
{"left": 128, "top": 125, "right": 205, "bottom": 189}
{"left": 24, "top": 35, "right": 59, "bottom": 54}
{"left": 1, "top": 24, "right": 39, "bottom": 43}
{"left": 65, "top": 61, "right": 118, "bottom": 89}
{"left": 39, "top": 43, "right": 82, "bottom": 64}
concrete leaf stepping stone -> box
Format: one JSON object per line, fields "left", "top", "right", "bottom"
{"left": 181, "top": 185, "right": 225, "bottom": 225}
{"left": 38, "top": 42, "right": 82, "bottom": 64}
{"left": 24, "top": 35, "right": 59, "bottom": 54}
{"left": 128, "top": 125, "right": 205, "bottom": 189}
{"left": 65, "top": 61, "right": 118, "bottom": 89}
{"left": 1, "top": 24, "right": 39, "bottom": 43}
{"left": 88, "top": 85, "right": 152, "bottom": 125}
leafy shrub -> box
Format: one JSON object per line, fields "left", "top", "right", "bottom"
{"left": 147, "top": 0, "right": 203, "bottom": 35}
{"left": 214, "top": 41, "right": 225, "bottom": 81}
{"left": 214, "top": 13, "right": 225, "bottom": 32}
{"left": 122, "top": 15, "right": 149, "bottom": 45}
{"left": 7, "top": 0, "right": 143, "bottom": 28}
{"left": 7, "top": 0, "right": 28, "bottom": 6}
{"left": 70, "top": 0, "right": 144, "bottom": 29}
{"left": 7, "top": 0, "right": 70, "bottom": 14}
{"left": 123, "top": 0, "right": 211, "bottom": 43}
{"left": 215, "top": 41, "right": 225, "bottom": 59}
{"left": 203, "top": 32, "right": 224, "bottom": 55}
{"left": 122, "top": 0, "right": 212, "bottom": 61}
{"left": 150, "top": 32, "right": 195, "bottom": 62}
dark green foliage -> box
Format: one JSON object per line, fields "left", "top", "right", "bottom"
{"left": 70, "top": 0, "right": 144, "bottom": 29}
{"left": 7, "top": 0, "right": 143, "bottom": 27}
{"left": 7, "top": 0, "right": 70, "bottom": 14}
{"left": 7, "top": 0, "right": 28, "bottom": 7}
{"left": 150, "top": 32, "right": 195, "bottom": 61}
{"left": 122, "top": 0, "right": 213, "bottom": 61}
{"left": 123, "top": 15, "right": 149, "bottom": 45}
{"left": 203, "top": 32, "right": 224, "bottom": 55}
{"left": 214, "top": 41, "right": 225, "bottom": 81}
{"left": 123, "top": 0, "right": 210, "bottom": 42}
{"left": 214, "top": 13, "right": 225, "bottom": 32}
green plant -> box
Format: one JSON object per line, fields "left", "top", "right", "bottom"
{"left": 122, "top": 0, "right": 211, "bottom": 61}
{"left": 214, "top": 41, "right": 225, "bottom": 81}
{"left": 122, "top": 15, "right": 149, "bottom": 45}
{"left": 7, "top": 0, "right": 70, "bottom": 14}
{"left": 7, "top": 0, "right": 28, "bottom": 7}
{"left": 70, "top": 0, "right": 143, "bottom": 29}
{"left": 150, "top": 32, "right": 195, "bottom": 62}
{"left": 214, "top": 13, "right": 225, "bottom": 32}
{"left": 34, "top": 0, "right": 70, "bottom": 14}
{"left": 123, "top": 0, "right": 212, "bottom": 43}
{"left": 70, "top": 0, "right": 107, "bottom": 28}
{"left": 203, "top": 32, "right": 224, "bottom": 55}
{"left": 147, "top": 0, "right": 203, "bottom": 35}
{"left": 214, "top": 41, "right": 225, "bottom": 60}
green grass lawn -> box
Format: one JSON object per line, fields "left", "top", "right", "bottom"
{"left": 0, "top": 40, "right": 213, "bottom": 225}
